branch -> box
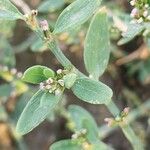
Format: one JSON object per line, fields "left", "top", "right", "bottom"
{"left": 11, "top": 0, "right": 31, "bottom": 14}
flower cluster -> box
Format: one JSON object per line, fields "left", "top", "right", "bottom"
{"left": 71, "top": 129, "right": 87, "bottom": 139}
{"left": 130, "top": 0, "right": 150, "bottom": 23}
{"left": 104, "top": 107, "right": 130, "bottom": 127}
{"left": 39, "top": 69, "right": 65, "bottom": 95}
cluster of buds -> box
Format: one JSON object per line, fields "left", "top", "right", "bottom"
{"left": 130, "top": 0, "right": 150, "bottom": 23}
{"left": 39, "top": 69, "right": 66, "bottom": 95}
{"left": 71, "top": 129, "right": 87, "bottom": 140}
{"left": 104, "top": 107, "right": 130, "bottom": 127}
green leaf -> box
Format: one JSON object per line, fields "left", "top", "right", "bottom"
{"left": 16, "top": 90, "right": 62, "bottom": 135}
{"left": 83, "top": 120, "right": 110, "bottom": 150}
{"left": 84, "top": 8, "right": 110, "bottom": 79}
{"left": 43, "top": 68, "right": 55, "bottom": 78}
{"left": 54, "top": 0, "right": 101, "bottom": 34}
{"left": 22, "top": 65, "right": 53, "bottom": 84}
{"left": 63, "top": 73, "right": 77, "bottom": 89}
{"left": 50, "top": 140, "right": 82, "bottom": 150}
{"left": 0, "top": 84, "right": 13, "bottom": 97}
{"left": 38, "top": 0, "right": 65, "bottom": 13}
{"left": 118, "top": 23, "right": 144, "bottom": 45}
{"left": 0, "top": 0, "right": 24, "bottom": 20}
{"left": 68, "top": 105, "right": 98, "bottom": 131}
{"left": 71, "top": 77, "right": 113, "bottom": 104}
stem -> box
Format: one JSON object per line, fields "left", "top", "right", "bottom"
{"left": 122, "top": 125, "right": 144, "bottom": 150}
{"left": 107, "top": 101, "right": 144, "bottom": 150}
{"left": 107, "top": 100, "right": 120, "bottom": 116}
{"left": 99, "top": 100, "right": 150, "bottom": 139}
{"left": 47, "top": 40, "right": 73, "bottom": 70}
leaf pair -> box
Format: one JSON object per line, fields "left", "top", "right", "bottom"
{"left": 22, "top": 65, "right": 55, "bottom": 84}
{"left": 16, "top": 65, "right": 59, "bottom": 134}
{"left": 54, "top": 0, "right": 110, "bottom": 80}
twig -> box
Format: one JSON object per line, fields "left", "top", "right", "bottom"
{"left": 11, "top": 0, "right": 31, "bottom": 14}
{"left": 116, "top": 44, "right": 150, "bottom": 66}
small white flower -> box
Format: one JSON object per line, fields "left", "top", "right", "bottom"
{"left": 145, "top": 4, "right": 149, "bottom": 8}
{"left": 17, "top": 72, "right": 23, "bottom": 78}
{"left": 130, "top": 0, "right": 136, "bottom": 6}
{"left": 71, "top": 133, "right": 78, "bottom": 139}
{"left": 57, "top": 69, "right": 63, "bottom": 74}
{"left": 49, "top": 90, "right": 53, "bottom": 93}
{"left": 46, "top": 78, "right": 53, "bottom": 84}
{"left": 143, "top": 10, "right": 148, "bottom": 17}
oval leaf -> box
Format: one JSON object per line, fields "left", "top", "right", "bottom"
{"left": 71, "top": 78, "right": 113, "bottom": 104}
{"left": 54, "top": 0, "right": 101, "bottom": 34}
{"left": 50, "top": 140, "right": 82, "bottom": 150}
{"left": 84, "top": 8, "right": 110, "bottom": 79}
{"left": 16, "top": 90, "right": 61, "bottom": 135}
{"left": 68, "top": 105, "right": 98, "bottom": 131}
{"left": 22, "top": 65, "right": 52, "bottom": 84}
{"left": 0, "top": 0, "right": 24, "bottom": 20}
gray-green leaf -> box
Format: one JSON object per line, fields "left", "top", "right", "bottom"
{"left": 22, "top": 65, "right": 54, "bottom": 84}
{"left": 84, "top": 8, "right": 110, "bottom": 79}
{"left": 16, "top": 90, "right": 62, "bottom": 135}
{"left": 71, "top": 77, "right": 113, "bottom": 104}
{"left": 68, "top": 105, "right": 98, "bottom": 131}
{"left": 50, "top": 140, "right": 82, "bottom": 150}
{"left": 54, "top": 0, "right": 101, "bottom": 34}
{"left": 118, "top": 23, "right": 145, "bottom": 45}
{"left": 0, "top": 0, "right": 24, "bottom": 20}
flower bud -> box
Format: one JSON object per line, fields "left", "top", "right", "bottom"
{"left": 40, "top": 20, "right": 49, "bottom": 31}
{"left": 130, "top": 8, "right": 139, "bottom": 18}
{"left": 57, "top": 69, "right": 63, "bottom": 74}
{"left": 130, "top": 0, "right": 136, "bottom": 6}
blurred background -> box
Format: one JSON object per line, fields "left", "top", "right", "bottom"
{"left": 0, "top": 0, "right": 150, "bottom": 149}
